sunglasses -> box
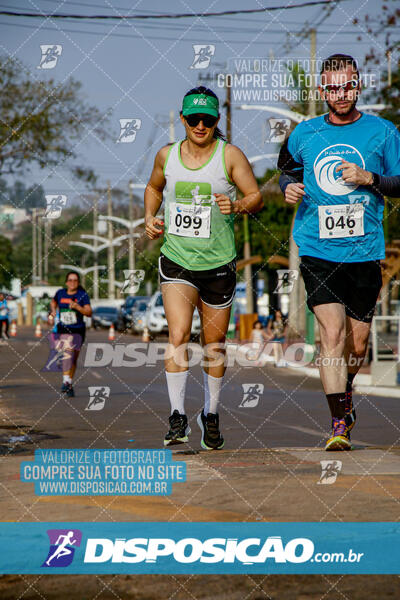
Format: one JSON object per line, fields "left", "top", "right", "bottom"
{"left": 320, "top": 79, "right": 359, "bottom": 94}
{"left": 185, "top": 114, "right": 218, "bottom": 128}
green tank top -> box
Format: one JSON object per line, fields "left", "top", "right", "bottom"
{"left": 161, "top": 139, "right": 237, "bottom": 270}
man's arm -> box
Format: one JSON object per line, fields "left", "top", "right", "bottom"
{"left": 278, "top": 139, "right": 304, "bottom": 193}
{"left": 278, "top": 138, "right": 306, "bottom": 205}
{"left": 337, "top": 122, "right": 400, "bottom": 197}
{"left": 335, "top": 162, "right": 400, "bottom": 197}
{"left": 370, "top": 174, "right": 400, "bottom": 197}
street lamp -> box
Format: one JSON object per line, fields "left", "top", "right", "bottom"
{"left": 248, "top": 154, "right": 278, "bottom": 164}
{"left": 238, "top": 154, "right": 279, "bottom": 314}
{"left": 69, "top": 235, "right": 123, "bottom": 300}
{"left": 98, "top": 215, "right": 145, "bottom": 274}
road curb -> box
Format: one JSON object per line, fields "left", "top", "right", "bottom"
{"left": 287, "top": 365, "right": 400, "bottom": 398}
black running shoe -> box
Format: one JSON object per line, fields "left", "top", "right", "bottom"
{"left": 164, "top": 410, "right": 191, "bottom": 446}
{"left": 65, "top": 383, "right": 75, "bottom": 398}
{"left": 61, "top": 382, "right": 69, "bottom": 393}
{"left": 197, "top": 410, "right": 224, "bottom": 450}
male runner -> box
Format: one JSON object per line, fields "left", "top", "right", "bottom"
{"left": 278, "top": 54, "right": 400, "bottom": 450}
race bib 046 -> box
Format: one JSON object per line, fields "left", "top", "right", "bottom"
{"left": 318, "top": 204, "right": 364, "bottom": 239}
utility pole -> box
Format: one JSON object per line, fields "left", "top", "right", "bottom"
{"left": 309, "top": 28, "right": 317, "bottom": 118}
{"left": 288, "top": 29, "right": 317, "bottom": 339}
{"left": 128, "top": 180, "right": 135, "bottom": 275}
{"left": 169, "top": 110, "right": 175, "bottom": 143}
{"left": 93, "top": 195, "right": 99, "bottom": 300}
{"left": 232, "top": 77, "right": 254, "bottom": 315}
{"left": 387, "top": 50, "right": 392, "bottom": 86}
{"left": 225, "top": 81, "right": 232, "bottom": 143}
{"left": 38, "top": 211, "right": 43, "bottom": 283}
{"left": 243, "top": 216, "right": 253, "bottom": 314}
{"left": 44, "top": 218, "right": 51, "bottom": 283}
{"left": 107, "top": 181, "right": 115, "bottom": 300}
{"left": 32, "top": 208, "right": 37, "bottom": 285}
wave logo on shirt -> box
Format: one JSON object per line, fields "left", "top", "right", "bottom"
{"left": 313, "top": 144, "right": 365, "bottom": 196}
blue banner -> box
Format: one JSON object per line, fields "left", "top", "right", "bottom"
{"left": 0, "top": 522, "right": 398, "bottom": 574}
{"left": 20, "top": 449, "right": 186, "bottom": 496}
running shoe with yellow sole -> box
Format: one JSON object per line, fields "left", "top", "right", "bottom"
{"left": 197, "top": 410, "right": 224, "bottom": 450}
{"left": 325, "top": 417, "right": 352, "bottom": 451}
{"left": 164, "top": 410, "right": 191, "bottom": 446}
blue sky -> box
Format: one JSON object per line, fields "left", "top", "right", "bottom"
{"left": 0, "top": 0, "right": 391, "bottom": 201}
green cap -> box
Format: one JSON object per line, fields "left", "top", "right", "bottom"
{"left": 182, "top": 93, "right": 219, "bottom": 118}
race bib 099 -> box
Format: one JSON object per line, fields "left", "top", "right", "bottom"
{"left": 169, "top": 202, "right": 211, "bottom": 238}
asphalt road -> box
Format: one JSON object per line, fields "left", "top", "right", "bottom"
{"left": 1, "top": 327, "right": 399, "bottom": 453}
{"left": 0, "top": 326, "right": 399, "bottom": 599}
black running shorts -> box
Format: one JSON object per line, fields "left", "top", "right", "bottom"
{"left": 300, "top": 255, "right": 382, "bottom": 323}
{"left": 159, "top": 253, "right": 236, "bottom": 309}
{"left": 56, "top": 324, "right": 86, "bottom": 346}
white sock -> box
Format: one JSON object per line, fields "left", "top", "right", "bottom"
{"left": 63, "top": 375, "right": 72, "bottom": 384}
{"left": 203, "top": 370, "right": 223, "bottom": 415}
{"left": 166, "top": 370, "right": 188, "bottom": 415}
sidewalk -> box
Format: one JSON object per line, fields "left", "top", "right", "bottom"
{"left": 286, "top": 363, "right": 400, "bottom": 398}
{"left": 2, "top": 445, "right": 400, "bottom": 524}
{"left": 231, "top": 334, "right": 400, "bottom": 400}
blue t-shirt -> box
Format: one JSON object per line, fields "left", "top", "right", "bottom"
{"left": 54, "top": 288, "right": 90, "bottom": 330}
{"left": 287, "top": 113, "right": 400, "bottom": 262}
{"left": 0, "top": 299, "right": 8, "bottom": 320}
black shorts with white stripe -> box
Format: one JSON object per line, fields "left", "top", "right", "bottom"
{"left": 159, "top": 253, "right": 236, "bottom": 309}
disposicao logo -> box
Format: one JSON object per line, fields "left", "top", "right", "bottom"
{"left": 42, "top": 529, "right": 82, "bottom": 567}
{"left": 83, "top": 536, "right": 314, "bottom": 565}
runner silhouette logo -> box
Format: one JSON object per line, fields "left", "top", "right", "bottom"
{"left": 42, "top": 529, "right": 82, "bottom": 567}
{"left": 190, "top": 45, "right": 215, "bottom": 69}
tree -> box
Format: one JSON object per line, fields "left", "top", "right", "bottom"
{"left": 0, "top": 234, "right": 14, "bottom": 288}
{"left": 10, "top": 181, "right": 46, "bottom": 210}
{"left": 0, "top": 55, "right": 112, "bottom": 184}
{"left": 354, "top": 3, "right": 399, "bottom": 126}
{"left": 362, "top": 62, "right": 400, "bottom": 126}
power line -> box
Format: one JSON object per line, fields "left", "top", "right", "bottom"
{"left": 0, "top": 19, "right": 378, "bottom": 45}
{"left": 0, "top": 4, "right": 377, "bottom": 35}
{"left": 0, "top": 1, "right": 351, "bottom": 20}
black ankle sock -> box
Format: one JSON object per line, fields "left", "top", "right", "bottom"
{"left": 326, "top": 393, "right": 346, "bottom": 419}
{"left": 346, "top": 372, "right": 356, "bottom": 393}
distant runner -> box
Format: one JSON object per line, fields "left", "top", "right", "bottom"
{"left": 278, "top": 54, "right": 400, "bottom": 450}
{"left": 50, "top": 271, "right": 92, "bottom": 398}
{"left": 145, "top": 86, "right": 263, "bottom": 449}
{"left": 0, "top": 292, "right": 10, "bottom": 339}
